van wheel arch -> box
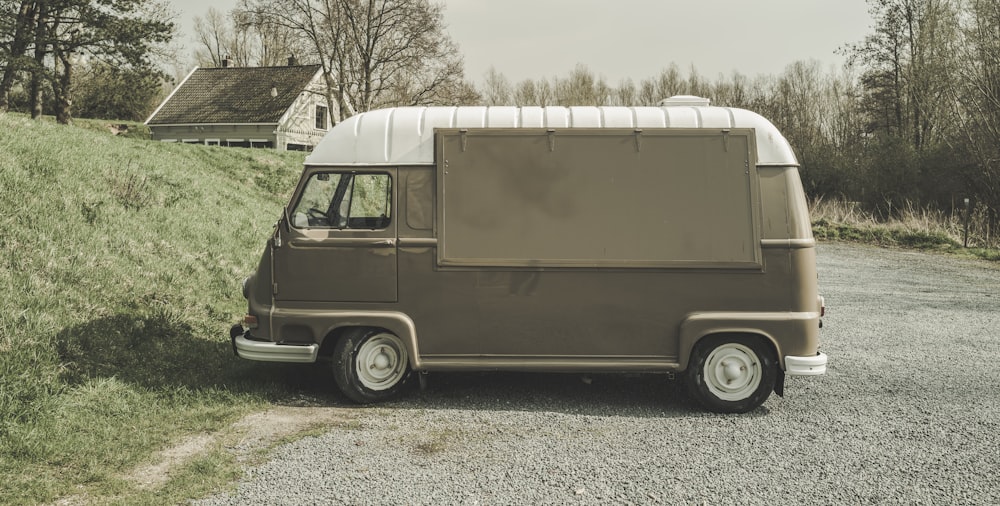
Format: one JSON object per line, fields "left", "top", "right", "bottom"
{"left": 317, "top": 326, "right": 352, "bottom": 358}
{"left": 685, "top": 333, "right": 778, "bottom": 413}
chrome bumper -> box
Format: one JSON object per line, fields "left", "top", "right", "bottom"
{"left": 229, "top": 324, "right": 318, "bottom": 363}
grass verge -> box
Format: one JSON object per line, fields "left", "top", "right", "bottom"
{"left": 0, "top": 112, "right": 325, "bottom": 504}
{"left": 811, "top": 198, "right": 1000, "bottom": 261}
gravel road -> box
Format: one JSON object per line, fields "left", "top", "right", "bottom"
{"left": 198, "top": 243, "right": 1000, "bottom": 505}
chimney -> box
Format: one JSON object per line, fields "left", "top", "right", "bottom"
{"left": 287, "top": 54, "right": 298, "bottom": 66}
{"left": 221, "top": 55, "right": 232, "bottom": 68}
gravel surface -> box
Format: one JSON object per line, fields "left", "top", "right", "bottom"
{"left": 198, "top": 243, "right": 1000, "bottom": 505}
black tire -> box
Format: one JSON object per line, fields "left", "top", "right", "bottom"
{"left": 332, "top": 328, "right": 411, "bottom": 404}
{"left": 686, "top": 335, "right": 777, "bottom": 413}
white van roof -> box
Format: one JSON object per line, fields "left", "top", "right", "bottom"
{"left": 306, "top": 103, "right": 798, "bottom": 167}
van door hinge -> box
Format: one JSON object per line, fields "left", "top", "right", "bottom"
{"left": 722, "top": 129, "right": 731, "bottom": 152}
{"left": 272, "top": 220, "right": 283, "bottom": 248}
{"left": 634, "top": 128, "right": 643, "bottom": 152}
{"left": 272, "top": 283, "right": 278, "bottom": 295}
{"left": 547, "top": 129, "right": 556, "bottom": 151}
{"left": 459, "top": 129, "right": 468, "bottom": 152}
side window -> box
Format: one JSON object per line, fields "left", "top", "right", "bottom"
{"left": 291, "top": 173, "right": 392, "bottom": 230}
{"left": 316, "top": 105, "right": 328, "bottom": 130}
{"left": 405, "top": 169, "right": 433, "bottom": 230}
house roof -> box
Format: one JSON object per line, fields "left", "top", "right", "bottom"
{"left": 146, "top": 65, "right": 323, "bottom": 125}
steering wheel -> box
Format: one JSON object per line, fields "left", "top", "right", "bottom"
{"left": 307, "top": 207, "right": 330, "bottom": 226}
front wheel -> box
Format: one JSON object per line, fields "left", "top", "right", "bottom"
{"left": 332, "top": 328, "right": 411, "bottom": 404}
{"left": 686, "top": 335, "right": 777, "bottom": 413}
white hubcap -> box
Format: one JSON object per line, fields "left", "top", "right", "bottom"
{"left": 356, "top": 334, "right": 407, "bottom": 391}
{"left": 703, "top": 343, "right": 762, "bottom": 401}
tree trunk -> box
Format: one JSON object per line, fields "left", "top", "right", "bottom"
{"left": 30, "top": 4, "right": 47, "bottom": 119}
{"left": 0, "top": 1, "right": 39, "bottom": 112}
{"left": 54, "top": 50, "right": 72, "bottom": 124}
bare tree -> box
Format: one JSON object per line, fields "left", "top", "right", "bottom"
{"left": 240, "top": 0, "right": 471, "bottom": 123}
{"left": 951, "top": 0, "right": 1000, "bottom": 213}
{"left": 535, "top": 78, "right": 554, "bottom": 106}
{"left": 194, "top": 4, "right": 309, "bottom": 68}
{"left": 551, "top": 63, "right": 609, "bottom": 106}
{"left": 337, "top": 0, "right": 466, "bottom": 111}
{"left": 637, "top": 77, "right": 657, "bottom": 105}
{"left": 236, "top": 3, "right": 309, "bottom": 66}
{"left": 511, "top": 78, "right": 536, "bottom": 106}
{"left": 482, "top": 66, "right": 511, "bottom": 105}
{"left": 711, "top": 71, "right": 749, "bottom": 108}
{"left": 653, "top": 65, "right": 684, "bottom": 101}
{"left": 192, "top": 8, "right": 232, "bottom": 67}
{"left": 611, "top": 78, "right": 636, "bottom": 106}
{"left": 845, "top": 0, "right": 959, "bottom": 150}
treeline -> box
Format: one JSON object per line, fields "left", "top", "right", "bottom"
{"left": 480, "top": 60, "right": 979, "bottom": 216}
{"left": 478, "top": 0, "right": 1000, "bottom": 222}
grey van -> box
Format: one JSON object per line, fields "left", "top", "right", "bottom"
{"left": 230, "top": 96, "right": 827, "bottom": 413}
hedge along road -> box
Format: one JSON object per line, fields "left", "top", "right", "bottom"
{"left": 199, "top": 243, "right": 1000, "bottom": 505}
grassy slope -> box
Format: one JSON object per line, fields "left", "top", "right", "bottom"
{"left": 0, "top": 113, "right": 305, "bottom": 503}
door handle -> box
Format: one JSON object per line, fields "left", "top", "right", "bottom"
{"left": 374, "top": 239, "right": 396, "bottom": 246}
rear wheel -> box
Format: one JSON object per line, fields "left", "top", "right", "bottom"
{"left": 686, "top": 335, "right": 777, "bottom": 413}
{"left": 332, "top": 328, "right": 411, "bottom": 403}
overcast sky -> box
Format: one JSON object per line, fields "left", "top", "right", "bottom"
{"left": 168, "top": 0, "right": 874, "bottom": 84}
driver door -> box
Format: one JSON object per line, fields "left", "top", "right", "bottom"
{"left": 272, "top": 169, "right": 397, "bottom": 303}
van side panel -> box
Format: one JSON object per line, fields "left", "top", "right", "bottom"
{"left": 393, "top": 131, "right": 791, "bottom": 360}
{"left": 395, "top": 247, "right": 815, "bottom": 361}
{"left": 435, "top": 128, "right": 762, "bottom": 269}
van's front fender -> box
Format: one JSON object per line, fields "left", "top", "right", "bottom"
{"left": 271, "top": 308, "right": 423, "bottom": 370}
{"left": 678, "top": 311, "right": 822, "bottom": 371}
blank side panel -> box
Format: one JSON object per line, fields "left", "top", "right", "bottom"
{"left": 436, "top": 128, "right": 761, "bottom": 268}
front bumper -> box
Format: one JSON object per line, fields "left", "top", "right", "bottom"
{"left": 784, "top": 352, "right": 828, "bottom": 376}
{"left": 229, "top": 324, "right": 318, "bottom": 363}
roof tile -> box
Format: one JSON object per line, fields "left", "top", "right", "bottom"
{"left": 148, "top": 65, "right": 323, "bottom": 125}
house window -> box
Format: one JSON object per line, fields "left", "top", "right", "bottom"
{"left": 316, "top": 105, "right": 328, "bottom": 130}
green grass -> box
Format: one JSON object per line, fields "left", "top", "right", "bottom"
{"left": 73, "top": 117, "right": 152, "bottom": 140}
{"left": 0, "top": 112, "right": 314, "bottom": 503}
{"left": 812, "top": 218, "right": 961, "bottom": 249}
{"left": 810, "top": 198, "right": 1000, "bottom": 261}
